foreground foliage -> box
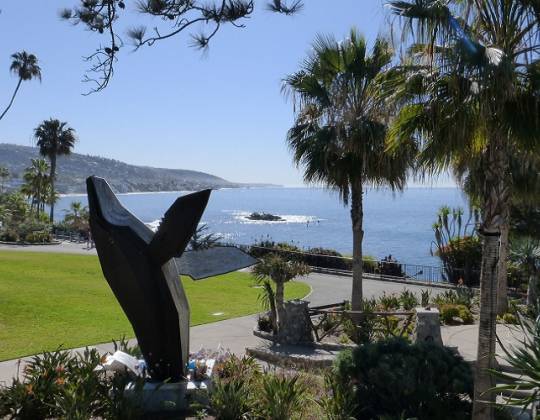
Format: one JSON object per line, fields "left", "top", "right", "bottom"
{"left": 334, "top": 338, "right": 473, "bottom": 420}
{"left": 0, "top": 347, "right": 142, "bottom": 419}
{"left": 491, "top": 308, "right": 540, "bottom": 413}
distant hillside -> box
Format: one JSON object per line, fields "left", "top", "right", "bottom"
{"left": 0, "top": 143, "right": 244, "bottom": 194}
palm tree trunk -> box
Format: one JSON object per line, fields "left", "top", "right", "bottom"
{"left": 350, "top": 179, "right": 364, "bottom": 311}
{"left": 36, "top": 183, "right": 41, "bottom": 218}
{"left": 527, "top": 274, "right": 538, "bottom": 307}
{"left": 496, "top": 214, "right": 510, "bottom": 315}
{"left": 275, "top": 281, "right": 286, "bottom": 335}
{"left": 49, "top": 156, "right": 56, "bottom": 223}
{"left": 473, "top": 141, "right": 509, "bottom": 420}
{"left": 0, "top": 78, "right": 22, "bottom": 121}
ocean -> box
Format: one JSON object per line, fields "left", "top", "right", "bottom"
{"left": 55, "top": 187, "right": 468, "bottom": 267}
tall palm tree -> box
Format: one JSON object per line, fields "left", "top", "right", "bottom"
{"left": 0, "top": 52, "right": 41, "bottom": 121}
{"left": 385, "top": 1, "right": 540, "bottom": 418}
{"left": 284, "top": 29, "right": 416, "bottom": 312}
{"left": 34, "top": 119, "right": 77, "bottom": 223}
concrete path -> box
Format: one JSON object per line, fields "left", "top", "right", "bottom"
{"left": 0, "top": 241, "right": 97, "bottom": 255}
{"left": 442, "top": 323, "right": 525, "bottom": 363}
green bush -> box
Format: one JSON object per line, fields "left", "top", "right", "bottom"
{"left": 211, "top": 355, "right": 260, "bottom": 419}
{"left": 440, "top": 304, "right": 460, "bottom": 324}
{"left": 433, "top": 287, "right": 475, "bottom": 309}
{"left": 458, "top": 305, "right": 474, "bottom": 324}
{"left": 0, "top": 210, "right": 52, "bottom": 244}
{"left": 0, "top": 348, "right": 142, "bottom": 419}
{"left": 363, "top": 255, "right": 378, "bottom": 273}
{"left": 378, "top": 292, "right": 400, "bottom": 311}
{"left": 316, "top": 373, "right": 357, "bottom": 420}
{"left": 399, "top": 289, "right": 419, "bottom": 310}
{"left": 501, "top": 313, "right": 519, "bottom": 325}
{"left": 211, "top": 378, "right": 253, "bottom": 420}
{"left": 440, "top": 304, "right": 473, "bottom": 325}
{"left": 257, "top": 373, "right": 307, "bottom": 420}
{"left": 334, "top": 338, "right": 473, "bottom": 420}
{"left": 421, "top": 289, "right": 431, "bottom": 307}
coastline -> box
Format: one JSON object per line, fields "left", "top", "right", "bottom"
{"left": 58, "top": 184, "right": 285, "bottom": 198}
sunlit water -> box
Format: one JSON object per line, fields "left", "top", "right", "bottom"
{"left": 56, "top": 187, "right": 468, "bottom": 266}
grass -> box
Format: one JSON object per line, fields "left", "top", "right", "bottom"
{"left": 0, "top": 251, "right": 310, "bottom": 361}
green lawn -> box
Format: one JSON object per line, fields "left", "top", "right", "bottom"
{"left": 0, "top": 251, "right": 310, "bottom": 361}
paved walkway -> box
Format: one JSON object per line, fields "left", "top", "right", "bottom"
{"left": 0, "top": 241, "right": 97, "bottom": 255}
{"left": 0, "top": 243, "right": 526, "bottom": 385}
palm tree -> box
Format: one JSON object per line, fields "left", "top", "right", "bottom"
{"left": 284, "top": 29, "right": 416, "bottom": 312}
{"left": 64, "top": 201, "right": 89, "bottom": 232}
{"left": 0, "top": 166, "right": 10, "bottom": 193}
{"left": 510, "top": 237, "right": 540, "bottom": 306}
{"left": 21, "top": 158, "right": 50, "bottom": 217}
{"left": 34, "top": 119, "right": 77, "bottom": 222}
{"left": 0, "top": 52, "right": 41, "bottom": 121}
{"left": 252, "top": 254, "right": 310, "bottom": 335}
{"left": 457, "top": 150, "right": 540, "bottom": 314}
{"left": 385, "top": 1, "right": 540, "bottom": 417}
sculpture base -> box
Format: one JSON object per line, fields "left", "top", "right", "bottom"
{"left": 125, "top": 379, "right": 211, "bottom": 414}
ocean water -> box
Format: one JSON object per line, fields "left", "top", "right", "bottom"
{"left": 56, "top": 187, "right": 468, "bottom": 266}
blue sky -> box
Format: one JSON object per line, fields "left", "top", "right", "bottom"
{"left": 0, "top": 1, "right": 454, "bottom": 187}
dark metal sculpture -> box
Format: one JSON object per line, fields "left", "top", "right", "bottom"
{"left": 87, "top": 176, "right": 256, "bottom": 381}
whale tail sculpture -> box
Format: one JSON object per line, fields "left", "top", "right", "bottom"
{"left": 87, "top": 176, "right": 256, "bottom": 381}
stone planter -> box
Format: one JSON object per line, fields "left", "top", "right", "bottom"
{"left": 278, "top": 299, "right": 314, "bottom": 344}
{"left": 413, "top": 307, "right": 443, "bottom": 346}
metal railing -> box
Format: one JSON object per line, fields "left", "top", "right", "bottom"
{"left": 308, "top": 301, "right": 415, "bottom": 343}
{"left": 53, "top": 230, "right": 88, "bottom": 243}
{"left": 239, "top": 244, "right": 479, "bottom": 285}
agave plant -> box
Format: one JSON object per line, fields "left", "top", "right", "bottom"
{"left": 490, "top": 309, "right": 540, "bottom": 413}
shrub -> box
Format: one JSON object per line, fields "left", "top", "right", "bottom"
{"left": 439, "top": 304, "right": 460, "bottom": 324}
{"left": 437, "top": 235, "right": 482, "bottom": 286}
{"left": 440, "top": 304, "right": 473, "bottom": 325}
{"left": 458, "top": 305, "right": 474, "bottom": 324}
{"left": 349, "top": 298, "right": 378, "bottom": 344}
{"left": 363, "top": 255, "right": 378, "bottom": 273}
{"left": 501, "top": 313, "right": 518, "bottom": 325}
{"left": 320, "top": 313, "right": 340, "bottom": 333}
{"left": 433, "top": 287, "right": 476, "bottom": 309}
{"left": 0, "top": 228, "right": 19, "bottom": 242}
{"left": 257, "top": 315, "right": 273, "bottom": 333}
{"left": 399, "top": 289, "right": 419, "bottom": 310}
{"left": 420, "top": 289, "right": 431, "bottom": 307}
{"left": 334, "top": 338, "right": 473, "bottom": 420}
{"left": 378, "top": 292, "right": 400, "bottom": 311}
{"left": 0, "top": 348, "right": 142, "bottom": 419}
{"left": 316, "top": 373, "right": 357, "bottom": 420}
{"left": 257, "top": 373, "right": 308, "bottom": 420}
{"left": 210, "top": 355, "right": 260, "bottom": 419}
{"left": 211, "top": 378, "right": 253, "bottom": 420}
